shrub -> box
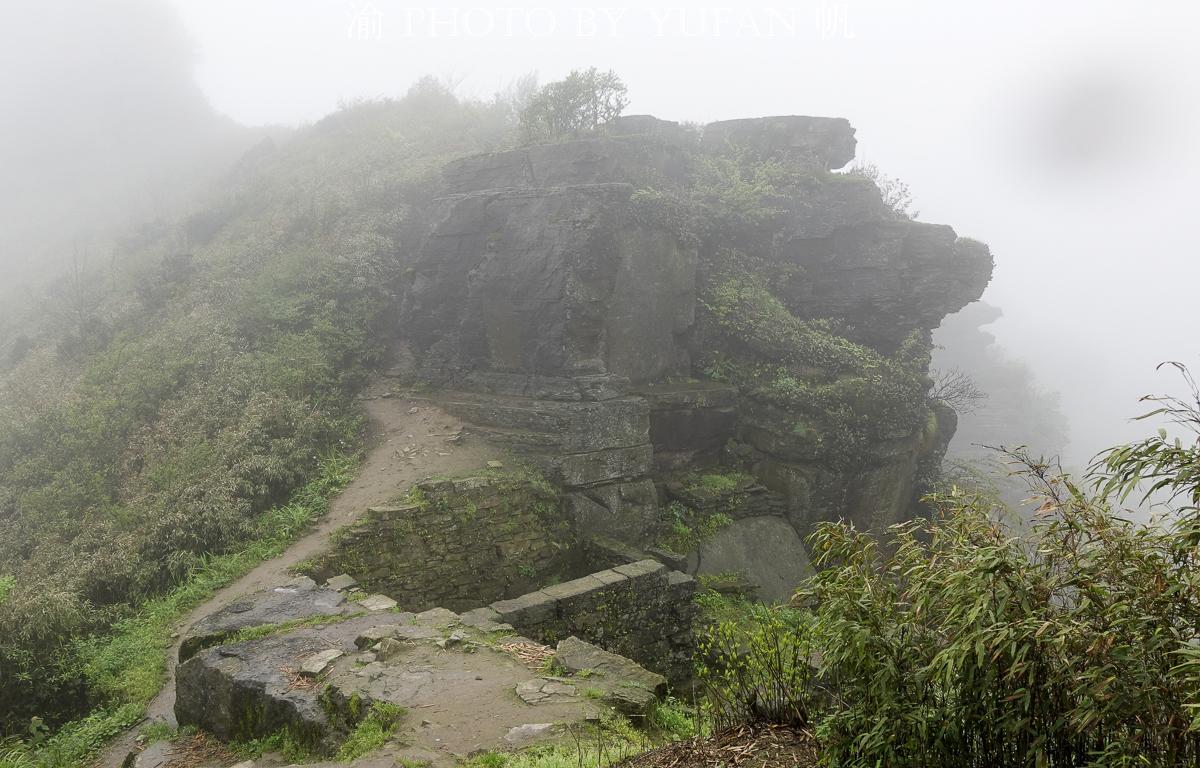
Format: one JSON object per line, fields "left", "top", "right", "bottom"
{"left": 697, "top": 426, "right": 1200, "bottom": 767}
{"left": 697, "top": 604, "right": 815, "bottom": 731}
{"left": 519, "top": 68, "right": 628, "bottom": 142}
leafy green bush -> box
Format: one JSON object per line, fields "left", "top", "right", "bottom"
{"left": 697, "top": 605, "right": 815, "bottom": 731}
{"left": 805, "top": 455, "right": 1200, "bottom": 767}
{"left": 4, "top": 454, "right": 353, "bottom": 768}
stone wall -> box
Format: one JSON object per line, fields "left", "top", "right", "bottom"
{"left": 303, "top": 474, "right": 575, "bottom": 612}
{"left": 464, "top": 559, "right": 697, "bottom": 684}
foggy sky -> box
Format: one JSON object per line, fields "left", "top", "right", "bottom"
{"left": 7, "top": 0, "right": 1200, "bottom": 465}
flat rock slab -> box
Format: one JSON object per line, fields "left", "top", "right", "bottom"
{"left": 176, "top": 607, "right": 665, "bottom": 760}
{"left": 300, "top": 648, "right": 344, "bottom": 677}
{"left": 180, "top": 577, "right": 357, "bottom": 661}
{"left": 515, "top": 678, "right": 577, "bottom": 704}
{"left": 324, "top": 574, "right": 358, "bottom": 591}
{"left": 359, "top": 594, "right": 398, "bottom": 611}
{"left": 505, "top": 723, "right": 556, "bottom": 746}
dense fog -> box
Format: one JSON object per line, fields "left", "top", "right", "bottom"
{"left": 3, "top": 0, "right": 1198, "bottom": 465}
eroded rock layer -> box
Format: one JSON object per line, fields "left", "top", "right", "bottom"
{"left": 395, "top": 113, "right": 992, "bottom": 545}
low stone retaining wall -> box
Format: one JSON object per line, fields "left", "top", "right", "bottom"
{"left": 464, "top": 559, "right": 697, "bottom": 684}
{"left": 302, "top": 474, "right": 575, "bottom": 612}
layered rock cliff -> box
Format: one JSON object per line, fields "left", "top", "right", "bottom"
{"left": 395, "top": 113, "right": 992, "bottom": 564}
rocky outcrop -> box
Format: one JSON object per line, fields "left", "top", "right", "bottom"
{"left": 403, "top": 183, "right": 695, "bottom": 384}
{"left": 395, "top": 111, "right": 992, "bottom": 555}
{"left": 780, "top": 222, "right": 993, "bottom": 351}
{"left": 702, "top": 116, "right": 857, "bottom": 169}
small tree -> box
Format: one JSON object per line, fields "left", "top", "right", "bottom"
{"left": 845, "top": 162, "right": 918, "bottom": 220}
{"left": 929, "top": 367, "right": 987, "bottom": 415}
{"left": 518, "top": 68, "right": 628, "bottom": 143}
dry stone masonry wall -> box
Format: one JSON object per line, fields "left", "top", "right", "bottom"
{"left": 301, "top": 474, "right": 574, "bottom": 612}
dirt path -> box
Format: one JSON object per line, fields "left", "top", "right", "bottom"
{"left": 98, "top": 381, "right": 502, "bottom": 768}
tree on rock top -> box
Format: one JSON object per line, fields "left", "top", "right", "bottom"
{"left": 519, "top": 68, "right": 629, "bottom": 143}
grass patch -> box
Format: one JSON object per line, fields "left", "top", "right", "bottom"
{"left": 335, "top": 702, "right": 407, "bottom": 761}
{"left": 225, "top": 611, "right": 364, "bottom": 645}
{"left": 231, "top": 727, "right": 319, "bottom": 764}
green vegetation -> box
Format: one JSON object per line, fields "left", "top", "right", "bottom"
{"left": 699, "top": 375, "right": 1200, "bottom": 767}
{"left": 335, "top": 701, "right": 407, "bottom": 761}
{"left": 656, "top": 500, "right": 732, "bottom": 556}
{"left": 231, "top": 726, "right": 320, "bottom": 763}
{"left": 0, "top": 79, "right": 519, "bottom": 749}
{"left": 462, "top": 715, "right": 653, "bottom": 768}
{"left": 224, "top": 610, "right": 362, "bottom": 645}
{"left": 519, "top": 68, "right": 628, "bottom": 143}
{"left": 0, "top": 456, "right": 353, "bottom": 768}
{"left": 697, "top": 249, "right": 931, "bottom": 467}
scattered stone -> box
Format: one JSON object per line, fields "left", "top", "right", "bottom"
{"left": 355, "top": 624, "right": 404, "bottom": 649}
{"left": 505, "top": 723, "right": 555, "bottom": 745}
{"left": 409, "top": 406, "right": 420, "bottom": 414}
{"left": 414, "top": 607, "right": 460, "bottom": 627}
{"left": 359, "top": 594, "right": 398, "bottom": 611}
{"left": 438, "top": 630, "right": 469, "bottom": 649}
{"left": 324, "top": 574, "right": 358, "bottom": 592}
{"left": 376, "top": 637, "right": 409, "bottom": 662}
{"left": 300, "top": 648, "right": 343, "bottom": 678}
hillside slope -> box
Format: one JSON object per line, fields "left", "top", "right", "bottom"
{"left": 0, "top": 86, "right": 991, "bottom": 758}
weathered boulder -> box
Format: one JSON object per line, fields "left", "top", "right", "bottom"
{"left": 690, "top": 516, "right": 815, "bottom": 603}
{"left": 553, "top": 636, "right": 667, "bottom": 714}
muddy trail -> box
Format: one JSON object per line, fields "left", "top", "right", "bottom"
{"left": 98, "top": 380, "right": 503, "bottom": 768}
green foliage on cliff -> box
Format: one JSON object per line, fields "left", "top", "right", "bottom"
{"left": 697, "top": 252, "right": 931, "bottom": 466}
{"left": 0, "top": 82, "right": 514, "bottom": 734}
